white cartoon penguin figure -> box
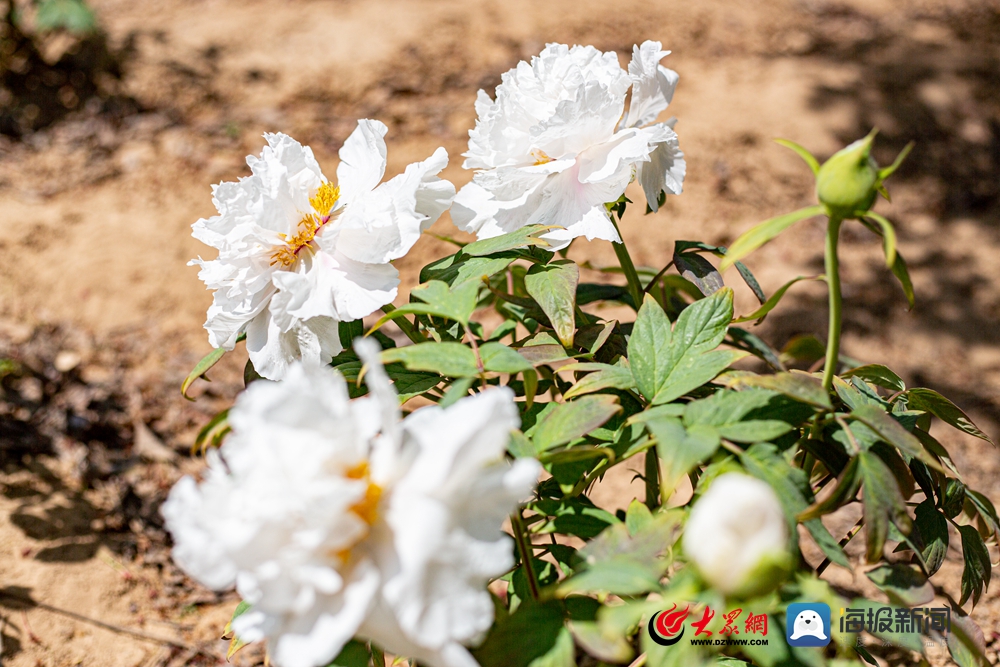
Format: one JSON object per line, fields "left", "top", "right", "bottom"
{"left": 790, "top": 609, "right": 828, "bottom": 640}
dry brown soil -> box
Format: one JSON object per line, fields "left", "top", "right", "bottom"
{"left": 2, "top": 0, "right": 1000, "bottom": 665}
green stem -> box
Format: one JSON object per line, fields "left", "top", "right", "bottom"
{"left": 822, "top": 217, "right": 844, "bottom": 392}
{"left": 644, "top": 447, "right": 660, "bottom": 511}
{"left": 380, "top": 303, "right": 426, "bottom": 343}
{"left": 610, "top": 217, "right": 645, "bottom": 311}
{"left": 510, "top": 510, "right": 539, "bottom": 600}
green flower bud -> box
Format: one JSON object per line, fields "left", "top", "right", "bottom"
{"left": 816, "top": 131, "right": 879, "bottom": 219}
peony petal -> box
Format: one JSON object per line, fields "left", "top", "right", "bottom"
{"left": 337, "top": 119, "right": 388, "bottom": 203}
{"left": 623, "top": 40, "right": 679, "bottom": 129}
{"left": 637, "top": 124, "right": 686, "bottom": 211}
{"left": 336, "top": 147, "right": 454, "bottom": 264}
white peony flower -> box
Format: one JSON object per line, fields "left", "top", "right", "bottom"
{"left": 162, "top": 339, "right": 540, "bottom": 667}
{"left": 191, "top": 121, "right": 455, "bottom": 380}
{"left": 682, "top": 473, "right": 790, "bottom": 596}
{"left": 452, "top": 40, "right": 686, "bottom": 250}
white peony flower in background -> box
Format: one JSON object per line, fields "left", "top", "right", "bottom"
{"left": 162, "top": 339, "right": 540, "bottom": 667}
{"left": 682, "top": 472, "right": 790, "bottom": 597}
{"left": 452, "top": 40, "right": 686, "bottom": 250}
{"left": 191, "top": 121, "right": 455, "bottom": 380}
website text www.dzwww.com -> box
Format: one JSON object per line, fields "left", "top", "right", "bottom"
{"left": 690, "top": 639, "right": 770, "bottom": 646}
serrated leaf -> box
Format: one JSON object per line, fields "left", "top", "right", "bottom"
{"left": 369, "top": 279, "right": 479, "bottom": 332}
{"left": 463, "top": 225, "right": 557, "bottom": 256}
{"left": 525, "top": 260, "right": 579, "bottom": 347}
{"left": 904, "top": 388, "right": 993, "bottom": 445}
{"left": 528, "top": 395, "right": 621, "bottom": 452}
{"left": 865, "top": 563, "right": 934, "bottom": 606}
{"left": 730, "top": 372, "right": 832, "bottom": 409}
{"left": 719, "top": 205, "right": 825, "bottom": 270}
{"left": 914, "top": 499, "right": 949, "bottom": 575}
{"left": 732, "top": 275, "right": 821, "bottom": 324}
{"left": 380, "top": 342, "right": 479, "bottom": 377}
{"left": 562, "top": 363, "right": 636, "bottom": 399}
{"left": 629, "top": 290, "right": 741, "bottom": 405}
{"left": 858, "top": 451, "right": 913, "bottom": 562}
{"left": 958, "top": 524, "right": 992, "bottom": 606}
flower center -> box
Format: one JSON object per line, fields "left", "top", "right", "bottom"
{"left": 270, "top": 181, "right": 341, "bottom": 267}
{"left": 531, "top": 148, "right": 554, "bottom": 166}
{"left": 344, "top": 461, "right": 382, "bottom": 527}
{"left": 331, "top": 461, "right": 383, "bottom": 564}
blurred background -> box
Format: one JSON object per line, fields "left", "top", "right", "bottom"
{"left": 1, "top": 0, "right": 999, "bottom": 665}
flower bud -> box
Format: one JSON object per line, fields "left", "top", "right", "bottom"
{"left": 683, "top": 473, "right": 791, "bottom": 598}
{"left": 816, "top": 131, "right": 879, "bottom": 219}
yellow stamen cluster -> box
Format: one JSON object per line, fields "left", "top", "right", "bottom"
{"left": 531, "top": 148, "right": 554, "bottom": 166}
{"left": 270, "top": 182, "right": 341, "bottom": 267}
{"left": 332, "top": 461, "right": 383, "bottom": 564}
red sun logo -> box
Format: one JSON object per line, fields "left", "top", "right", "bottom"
{"left": 648, "top": 604, "right": 691, "bottom": 646}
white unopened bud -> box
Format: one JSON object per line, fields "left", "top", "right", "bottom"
{"left": 683, "top": 473, "right": 791, "bottom": 597}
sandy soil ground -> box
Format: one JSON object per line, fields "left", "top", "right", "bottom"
{"left": 2, "top": 0, "right": 1000, "bottom": 665}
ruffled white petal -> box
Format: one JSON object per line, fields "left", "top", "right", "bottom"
{"left": 623, "top": 40, "right": 679, "bottom": 129}
{"left": 637, "top": 124, "right": 686, "bottom": 211}
{"left": 163, "top": 363, "right": 538, "bottom": 667}
{"left": 336, "top": 119, "right": 388, "bottom": 206}
{"left": 457, "top": 40, "right": 685, "bottom": 246}
{"left": 190, "top": 126, "right": 454, "bottom": 380}
{"left": 335, "top": 146, "right": 454, "bottom": 265}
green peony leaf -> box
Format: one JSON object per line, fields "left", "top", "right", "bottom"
{"left": 904, "top": 388, "right": 993, "bottom": 445}
{"left": 718, "top": 205, "right": 825, "bottom": 270}
{"left": 958, "top": 524, "right": 992, "bottom": 606}
{"left": 865, "top": 563, "right": 934, "bottom": 607}
{"left": 562, "top": 361, "right": 636, "bottom": 399}
{"left": 528, "top": 395, "right": 621, "bottom": 453}
{"left": 629, "top": 289, "right": 743, "bottom": 405}
{"left": 524, "top": 260, "right": 579, "bottom": 347}
{"left": 463, "top": 225, "right": 557, "bottom": 256}
{"left": 380, "top": 342, "right": 479, "bottom": 377}
{"left": 858, "top": 451, "right": 913, "bottom": 562}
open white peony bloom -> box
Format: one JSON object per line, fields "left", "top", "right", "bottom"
{"left": 452, "top": 40, "right": 686, "bottom": 250}
{"left": 191, "top": 121, "right": 455, "bottom": 380}
{"left": 162, "top": 339, "right": 539, "bottom": 667}
{"left": 682, "top": 473, "right": 789, "bottom": 596}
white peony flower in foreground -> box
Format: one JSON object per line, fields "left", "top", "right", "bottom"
{"left": 191, "top": 121, "right": 455, "bottom": 380}
{"left": 452, "top": 40, "right": 686, "bottom": 250}
{"left": 162, "top": 339, "right": 539, "bottom": 667}
{"left": 682, "top": 473, "right": 790, "bottom": 597}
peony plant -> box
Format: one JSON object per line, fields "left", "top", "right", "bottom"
{"left": 173, "top": 40, "right": 996, "bottom": 667}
